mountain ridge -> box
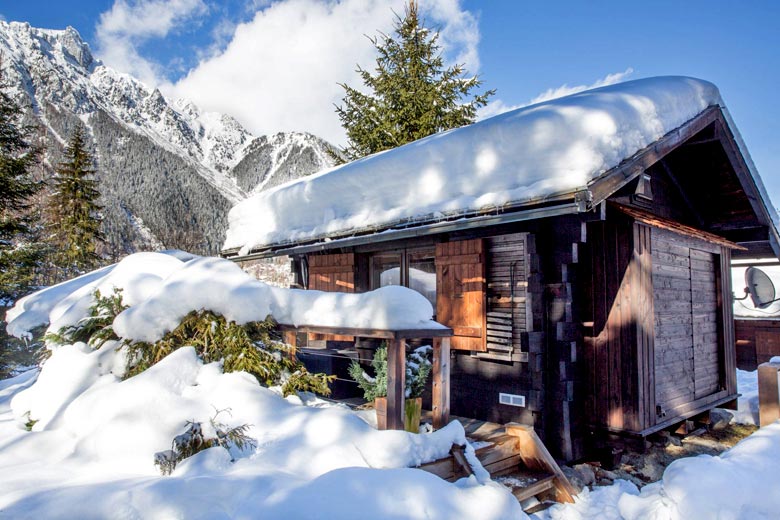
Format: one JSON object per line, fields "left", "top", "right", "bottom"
{"left": 0, "top": 20, "right": 335, "bottom": 255}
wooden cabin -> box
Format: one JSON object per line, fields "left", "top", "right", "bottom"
{"left": 222, "top": 77, "right": 780, "bottom": 460}
{"left": 732, "top": 261, "right": 780, "bottom": 370}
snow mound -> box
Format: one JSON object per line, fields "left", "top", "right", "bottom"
{"left": 6, "top": 252, "right": 443, "bottom": 343}
{"left": 1, "top": 339, "right": 522, "bottom": 518}
{"left": 224, "top": 76, "right": 721, "bottom": 253}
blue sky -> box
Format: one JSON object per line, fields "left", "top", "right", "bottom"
{"left": 2, "top": 1, "right": 779, "bottom": 206}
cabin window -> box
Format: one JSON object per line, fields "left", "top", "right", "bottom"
{"left": 369, "top": 247, "right": 436, "bottom": 308}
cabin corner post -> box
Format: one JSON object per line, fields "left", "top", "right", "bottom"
{"left": 386, "top": 338, "right": 407, "bottom": 430}
{"left": 432, "top": 336, "right": 451, "bottom": 429}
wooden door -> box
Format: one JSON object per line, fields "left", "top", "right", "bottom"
{"left": 436, "top": 239, "right": 487, "bottom": 351}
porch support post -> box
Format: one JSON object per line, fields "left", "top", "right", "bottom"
{"left": 282, "top": 330, "right": 297, "bottom": 360}
{"left": 432, "top": 337, "right": 451, "bottom": 429}
{"left": 386, "top": 338, "right": 406, "bottom": 430}
{"left": 758, "top": 361, "right": 780, "bottom": 427}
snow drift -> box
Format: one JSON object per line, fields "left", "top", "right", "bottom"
{"left": 1, "top": 252, "right": 521, "bottom": 519}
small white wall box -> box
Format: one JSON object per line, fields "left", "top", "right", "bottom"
{"left": 499, "top": 393, "right": 526, "bottom": 407}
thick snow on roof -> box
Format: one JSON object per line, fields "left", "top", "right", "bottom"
{"left": 224, "top": 76, "right": 721, "bottom": 254}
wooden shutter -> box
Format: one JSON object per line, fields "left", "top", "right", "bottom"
{"left": 309, "top": 253, "right": 356, "bottom": 292}
{"left": 308, "top": 253, "right": 355, "bottom": 341}
{"left": 436, "top": 239, "right": 487, "bottom": 351}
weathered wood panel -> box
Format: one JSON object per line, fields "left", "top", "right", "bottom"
{"left": 652, "top": 228, "right": 726, "bottom": 418}
{"left": 436, "top": 239, "right": 487, "bottom": 351}
{"left": 652, "top": 230, "right": 694, "bottom": 411}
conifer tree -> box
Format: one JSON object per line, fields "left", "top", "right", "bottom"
{"left": 334, "top": 1, "right": 494, "bottom": 161}
{"left": 49, "top": 126, "right": 104, "bottom": 276}
{"left": 0, "top": 73, "right": 43, "bottom": 303}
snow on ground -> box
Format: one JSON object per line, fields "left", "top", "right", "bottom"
{"left": 731, "top": 368, "right": 760, "bottom": 425}
{"left": 224, "top": 76, "right": 722, "bottom": 253}
{"left": 0, "top": 350, "right": 521, "bottom": 518}
{"left": 4, "top": 254, "right": 780, "bottom": 519}
{"left": 1, "top": 252, "right": 520, "bottom": 518}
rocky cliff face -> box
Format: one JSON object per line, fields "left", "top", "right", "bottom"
{"left": 0, "top": 21, "right": 334, "bottom": 255}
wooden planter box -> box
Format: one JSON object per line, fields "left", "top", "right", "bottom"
{"left": 375, "top": 396, "right": 422, "bottom": 433}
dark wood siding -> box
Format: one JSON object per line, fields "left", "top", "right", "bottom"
{"left": 436, "top": 239, "right": 487, "bottom": 351}
{"left": 582, "top": 216, "right": 654, "bottom": 432}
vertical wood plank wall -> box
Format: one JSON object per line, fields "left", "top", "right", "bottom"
{"left": 652, "top": 228, "right": 725, "bottom": 416}
{"left": 582, "top": 219, "right": 730, "bottom": 433}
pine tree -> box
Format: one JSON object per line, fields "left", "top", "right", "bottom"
{"left": 334, "top": 1, "right": 494, "bottom": 161}
{"left": 49, "top": 126, "right": 104, "bottom": 276}
{"left": 0, "top": 72, "right": 43, "bottom": 304}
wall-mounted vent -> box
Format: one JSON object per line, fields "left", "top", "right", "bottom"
{"left": 499, "top": 393, "right": 526, "bottom": 407}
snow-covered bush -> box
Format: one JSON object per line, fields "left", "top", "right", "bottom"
{"left": 154, "top": 409, "right": 257, "bottom": 476}
{"left": 126, "top": 310, "right": 334, "bottom": 396}
{"left": 44, "top": 287, "right": 127, "bottom": 349}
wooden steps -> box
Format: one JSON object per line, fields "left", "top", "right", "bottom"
{"left": 417, "top": 422, "right": 577, "bottom": 512}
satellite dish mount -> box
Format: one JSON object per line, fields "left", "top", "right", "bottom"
{"left": 736, "top": 266, "right": 780, "bottom": 309}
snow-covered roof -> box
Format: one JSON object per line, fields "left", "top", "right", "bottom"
{"left": 223, "top": 76, "right": 725, "bottom": 255}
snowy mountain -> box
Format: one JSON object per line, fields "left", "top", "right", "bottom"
{"left": 0, "top": 21, "right": 334, "bottom": 255}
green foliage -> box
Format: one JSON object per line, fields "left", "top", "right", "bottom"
{"left": 154, "top": 409, "right": 257, "bottom": 476}
{"left": 282, "top": 367, "right": 336, "bottom": 398}
{"left": 334, "top": 1, "right": 494, "bottom": 161}
{"left": 49, "top": 125, "right": 104, "bottom": 277}
{"left": 0, "top": 71, "right": 44, "bottom": 303}
{"left": 349, "top": 344, "right": 432, "bottom": 401}
{"left": 0, "top": 322, "right": 44, "bottom": 380}
{"left": 45, "top": 288, "right": 127, "bottom": 349}
{"left": 126, "top": 310, "right": 333, "bottom": 397}
{"left": 349, "top": 344, "right": 388, "bottom": 401}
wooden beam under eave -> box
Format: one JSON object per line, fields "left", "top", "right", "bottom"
{"left": 433, "top": 337, "right": 451, "bottom": 429}
{"left": 659, "top": 159, "right": 706, "bottom": 228}
{"left": 588, "top": 106, "right": 721, "bottom": 207}
{"left": 386, "top": 339, "right": 406, "bottom": 431}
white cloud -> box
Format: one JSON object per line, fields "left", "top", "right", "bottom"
{"left": 478, "top": 68, "right": 635, "bottom": 121}
{"left": 95, "top": 0, "right": 208, "bottom": 87}
{"left": 528, "top": 68, "right": 635, "bottom": 105}
{"left": 168, "top": 0, "right": 482, "bottom": 146}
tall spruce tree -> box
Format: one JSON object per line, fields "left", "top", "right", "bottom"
{"left": 0, "top": 74, "right": 43, "bottom": 304}
{"left": 334, "top": 1, "right": 494, "bottom": 161}
{"left": 50, "top": 126, "right": 103, "bottom": 276}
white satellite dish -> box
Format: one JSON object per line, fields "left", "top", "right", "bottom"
{"left": 744, "top": 266, "right": 777, "bottom": 309}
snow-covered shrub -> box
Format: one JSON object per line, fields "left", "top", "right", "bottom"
{"left": 126, "top": 310, "right": 334, "bottom": 396}
{"left": 45, "top": 287, "right": 127, "bottom": 349}
{"left": 154, "top": 409, "right": 257, "bottom": 476}
{"left": 349, "top": 344, "right": 432, "bottom": 400}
